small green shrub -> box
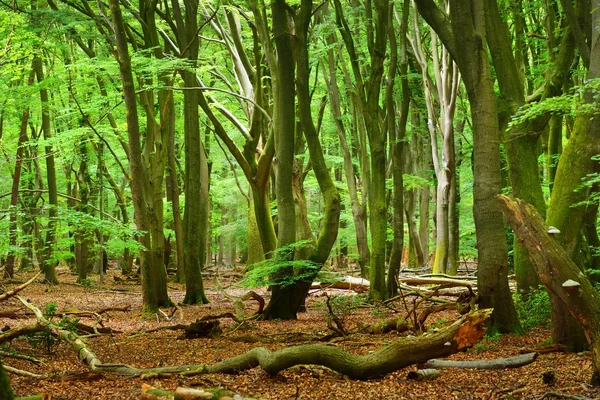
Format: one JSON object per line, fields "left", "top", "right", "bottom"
{"left": 240, "top": 240, "right": 323, "bottom": 288}
{"left": 513, "top": 286, "right": 551, "bottom": 331}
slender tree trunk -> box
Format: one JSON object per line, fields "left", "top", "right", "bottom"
{"left": 387, "top": 0, "right": 409, "bottom": 296}
{"left": 109, "top": 0, "right": 165, "bottom": 314}
{"left": 33, "top": 56, "right": 59, "bottom": 284}
{"left": 4, "top": 70, "right": 34, "bottom": 278}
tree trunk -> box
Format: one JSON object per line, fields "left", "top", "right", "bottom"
{"left": 4, "top": 70, "right": 34, "bottom": 279}
{"left": 33, "top": 56, "right": 59, "bottom": 285}
{"left": 415, "top": 0, "right": 521, "bottom": 332}
{"left": 109, "top": 0, "right": 166, "bottom": 314}
{"left": 260, "top": 0, "right": 297, "bottom": 320}
{"left": 499, "top": 196, "right": 600, "bottom": 385}
{"left": 387, "top": 0, "right": 409, "bottom": 296}
{"left": 544, "top": 0, "right": 600, "bottom": 351}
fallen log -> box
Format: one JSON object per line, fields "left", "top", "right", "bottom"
{"left": 422, "top": 352, "right": 537, "bottom": 369}
{"left": 16, "top": 295, "right": 492, "bottom": 379}
{"left": 310, "top": 276, "right": 370, "bottom": 292}
{"left": 399, "top": 277, "right": 474, "bottom": 289}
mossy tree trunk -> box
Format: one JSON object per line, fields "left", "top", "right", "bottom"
{"left": 415, "top": 0, "right": 521, "bottom": 332}
{"left": 387, "top": 0, "right": 409, "bottom": 297}
{"left": 33, "top": 55, "right": 59, "bottom": 285}
{"left": 544, "top": 0, "right": 600, "bottom": 352}
{"left": 171, "top": 0, "right": 209, "bottom": 304}
{"left": 109, "top": 0, "right": 169, "bottom": 314}
{"left": 485, "top": 0, "right": 576, "bottom": 296}
{"left": 262, "top": 0, "right": 342, "bottom": 319}
{"left": 321, "top": 14, "right": 370, "bottom": 276}
{"left": 333, "top": 0, "right": 389, "bottom": 300}
{"left": 499, "top": 196, "right": 600, "bottom": 385}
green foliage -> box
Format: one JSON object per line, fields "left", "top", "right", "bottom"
{"left": 470, "top": 332, "right": 502, "bottom": 353}
{"left": 78, "top": 278, "right": 95, "bottom": 288}
{"left": 513, "top": 286, "right": 551, "bottom": 331}
{"left": 510, "top": 78, "right": 600, "bottom": 127}
{"left": 240, "top": 240, "right": 322, "bottom": 288}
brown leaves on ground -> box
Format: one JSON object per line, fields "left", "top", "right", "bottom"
{"left": 2, "top": 268, "right": 600, "bottom": 399}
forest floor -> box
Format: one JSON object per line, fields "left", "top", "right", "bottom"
{"left": 2, "top": 267, "right": 600, "bottom": 400}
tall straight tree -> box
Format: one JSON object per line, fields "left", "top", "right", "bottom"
{"left": 410, "top": 1, "right": 460, "bottom": 275}
{"left": 415, "top": 0, "right": 521, "bottom": 332}
{"left": 261, "top": 0, "right": 297, "bottom": 319}
{"left": 171, "top": 0, "right": 209, "bottom": 304}
{"left": 108, "top": 0, "right": 169, "bottom": 314}
{"left": 333, "top": 0, "right": 390, "bottom": 300}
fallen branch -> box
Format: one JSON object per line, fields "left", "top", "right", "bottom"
{"left": 3, "top": 364, "right": 43, "bottom": 378}
{"left": 0, "top": 323, "right": 47, "bottom": 346}
{"left": 422, "top": 352, "right": 537, "bottom": 369}
{"left": 0, "top": 271, "right": 41, "bottom": 302}
{"left": 541, "top": 392, "right": 596, "bottom": 400}
{"left": 398, "top": 277, "right": 474, "bottom": 289}
{"left": 16, "top": 295, "right": 492, "bottom": 379}
{"left": 519, "top": 344, "right": 565, "bottom": 354}
{"left": 310, "top": 276, "right": 370, "bottom": 292}
{"left": 0, "top": 350, "right": 42, "bottom": 365}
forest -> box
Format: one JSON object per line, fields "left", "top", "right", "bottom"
{"left": 1, "top": 0, "right": 600, "bottom": 398}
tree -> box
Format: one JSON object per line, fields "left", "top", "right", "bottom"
{"left": 108, "top": 0, "right": 169, "bottom": 314}
{"left": 415, "top": 0, "right": 521, "bottom": 332}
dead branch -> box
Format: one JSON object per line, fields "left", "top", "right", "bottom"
{"left": 399, "top": 277, "right": 474, "bottom": 288}
{"left": 0, "top": 350, "right": 42, "bottom": 365}
{"left": 14, "top": 295, "right": 492, "bottom": 379}
{"left": 406, "top": 368, "right": 441, "bottom": 381}
{"left": 0, "top": 271, "right": 41, "bottom": 302}
{"left": 310, "top": 276, "right": 370, "bottom": 292}
{"left": 3, "top": 364, "right": 43, "bottom": 378}
{"left": 325, "top": 293, "right": 348, "bottom": 336}
{"left": 541, "top": 392, "right": 595, "bottom": 400}
{"left": 422, "top": 352, "right": 537, "bottom": 369}
{"left": 519, "top": 344, "right": 566, "bottom": 354}
{"left": 0, "top": 323, "right": 47, "bottom": 346}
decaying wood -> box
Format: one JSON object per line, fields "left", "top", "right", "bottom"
{"left": 310, "top": 276, "right": 370, "bottom": 292}
{"left": 541, "top": 392, "right": 596, "bottom": 400}
{"left": 519, "top": 344, "right": 566, "bottom": 354}
{"left": 3, "top": 364, "right": 43, "bottom": 378}
{"left": 406, "top": 368, "right": 441, "bottom": 381}
{"left": 0, "top": 323, "right": 47, "bottom": 346}
{"left": 399, "top": 277, "right": 474, "bottom": 290}
{"left": 422, "top": 352, "right": 537, "bottom": 369}
{"left": 0, "top": 271, "right": 41, "bottom": 302}
{"left": 12, "top": 295, "right": 492, "bottom": 380}
{"left": 0, "top": 350, "right": 42, "bottom": 365}
{"left": 498, "top": 195, "right": 600, "bottom": 385}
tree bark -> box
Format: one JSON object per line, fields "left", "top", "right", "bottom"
{"left": 544, "top": 0, "right": 600, "bottom": 352}
{"left": 415, "top": 0, "right": 521, "bottom": 332}
{"left": 499, "top": 195, "right": 600, "bottom": 385}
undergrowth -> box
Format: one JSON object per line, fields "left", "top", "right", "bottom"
{"left": 513, "top": 286, "right": 551, "bottom": 331}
